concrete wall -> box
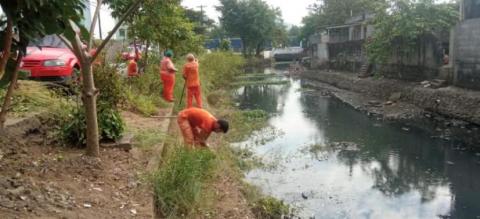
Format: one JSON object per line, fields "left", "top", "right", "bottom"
{"left": 380, "top": 35, "right": 444, "bottom": 81}
{"left": 453, "top": 18, "right": 480, "bottom": 90}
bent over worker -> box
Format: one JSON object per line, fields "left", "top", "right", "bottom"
{"left": 183, "top": 53, "right": 202, "bottom": 108}
{"left": 177, "top": 108, "right": 229, "bottom": 148}
{"left": 160, "top": 50, "right": 177, "bottom": 102}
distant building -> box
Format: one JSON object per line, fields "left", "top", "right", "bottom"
{"left": 308, "top": 13, "right": 374, "bottom": 71}
{"left": 116, "top": 23, "right": 129, "bottom": 41}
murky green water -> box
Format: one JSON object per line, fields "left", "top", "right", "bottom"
{"left": 235, "top": 67, "right": 480, "bottom": 219}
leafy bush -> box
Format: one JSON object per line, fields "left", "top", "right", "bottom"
{"left": 59, "top": 106, "right": 87, "bottom": 146}
{"left": 60, "top": 106, "right": 125, "bottom": 146}
{"left": 98, "top": 107, "right": 125, "bottom": 141}
{"left": 93, "top": 64, "right": 125, "bottom": 107}
{"left": 153, "top": 147, "right": 217, "bottom": 217}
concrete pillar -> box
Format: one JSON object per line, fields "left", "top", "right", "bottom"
{"left": 348, "top": 26, "right": 353, "bottom": 41}
{"left": 360, "top": 24, "right": 365, "bottom": 40}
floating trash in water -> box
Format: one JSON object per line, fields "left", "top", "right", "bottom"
{"left": 302, "top": 192, "right": 308, "bottom": 200}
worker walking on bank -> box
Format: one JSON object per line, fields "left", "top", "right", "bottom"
{"left": 177, "top": 108, "right": 229, "bottom": 148}
{"left": 182, "top": 53, "right": 202, "bottom": 108}
{"left": 160, "top": 50, "right": 177, "bottom": 102}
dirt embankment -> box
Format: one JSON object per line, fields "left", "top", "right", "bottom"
{"left": 0, "top": 110, "right": 171, "bottom": 219}
{"left": 302, "top": 70, "right": 480, "bottom": 148}
{"left": 303, "top": 71, "right": 480, "bottom": 125}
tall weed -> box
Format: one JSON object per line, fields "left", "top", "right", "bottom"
{"left": 153, "top": 147, "right": 217, "bottom": 218}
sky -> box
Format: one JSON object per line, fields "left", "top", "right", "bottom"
{"left": 92, "top": 0, "right": 316, "bottom": 38}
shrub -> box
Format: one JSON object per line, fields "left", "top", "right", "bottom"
{"left": 59, "top": 106, "right": 87, "bottom": 146}
{"left": 199, "top": 52, "right": 245, "bottom": 91}
{"left": 98, "top": 107, "right": 125, "bottom": 141}
{"left": 59, "top": 106, "right": 125, "bottom": 146}
{"left": 93, "top": 64, "right": 125, "bottom": 107}
{"left": 153, "top": 147, "right": 217, "bottom": 217}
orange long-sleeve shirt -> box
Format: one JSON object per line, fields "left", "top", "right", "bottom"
{"left": 160, "top": 57, "right": 176, "bottom": 75}
{"left": 178, "top": 108, "right": 217, "bottom": 139}
{"left": 183, "top": 61, "right": 200, "bottom": 88}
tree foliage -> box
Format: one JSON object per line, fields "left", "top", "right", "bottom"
{"left": 184, "top": 8, "right": 215, "bottom": 35}
{"left": 288, "top": 25, "right": 302, "bottom": 47}
{"left": 106, "top": 0, "right": 203, "bottom": 55}
{"left": 366, "top": 0, "right": 459, "bottom": 63}
{"left": 217, "top": 0, "right": 284, "bottom": 55}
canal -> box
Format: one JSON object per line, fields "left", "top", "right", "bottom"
{"left": 234, "top": 67, "right": 480, "bottom": 219}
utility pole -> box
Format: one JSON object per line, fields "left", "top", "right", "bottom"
{"left": 197, "top": 5, "right": 206, "bottom": 26}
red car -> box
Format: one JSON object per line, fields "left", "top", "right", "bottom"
{"left": 20, "top": 35, "right": 80, "bottom": 84}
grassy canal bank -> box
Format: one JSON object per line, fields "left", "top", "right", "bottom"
{"left": 149, "top": 52, "right": 293, "bottom": 218}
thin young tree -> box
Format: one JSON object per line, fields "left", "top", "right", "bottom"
{"left": 58, "top": 0, "right": 143, "bottom": 156}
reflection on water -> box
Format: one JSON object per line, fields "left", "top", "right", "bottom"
{"left": 235, "top": 69, "right": 480, "bottom": 219}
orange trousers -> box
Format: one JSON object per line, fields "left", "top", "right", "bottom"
{"left": 187, "top": 86, "right": 202, "bottom": 108}
{"left": 177, "top": 117, "right": 205, "bottom": 148}
{"left": 161, "top": 73, "right": 175, "bottom": 102}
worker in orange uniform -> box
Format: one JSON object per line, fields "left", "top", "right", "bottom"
{"left": 127, "top": 57, "right": 138, "bottom": 77}
{"left": 160, "top": 50, "right": 177, "bottom": 102}
{"left": 182, "top": 53, "right": 202, "bottom": 108}
{"left": 177, "top": 108, "right": 229, "bottom": 148}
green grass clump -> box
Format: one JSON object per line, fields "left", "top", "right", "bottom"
{"left": 251, "top": 197, "right": 292, "bottom": 219}
{"left": 225, "top": 109, "right": 268, "bottom": 142}
{"left": 133, "top": 129, "right": 166, "bottom": 149}
{"left": 153, "top": 147, "right": 217, "bottom": 218}
{"left": 0, "top": 80, "right": 69, "bottom": 117}
{"left": 125, "top": 90, "right": 168, "bottom": 116}
{"left": 124, "top": 65, "right": 169, "bottom": 115}
{"left": 231, "top": 80, "right": 290, "bottom": 86}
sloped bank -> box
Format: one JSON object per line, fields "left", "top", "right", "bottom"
{"left": 303, "top": 70, "right": 480, "bottom": 125}
{"left": 302, "top": 70, "right": 480, "bottom": 148}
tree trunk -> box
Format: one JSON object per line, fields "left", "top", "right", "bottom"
{"left": 255, "top": 43, "right": 262, "bottom": 57}
{"left": 0, "top": 16, "right": 13, "bottom": 78}
{"left": 144, "top": 40, "right": 150, "bottom": 66}
{"left": 0, "top": 53, "right": 23, "bottom": 128}
{"left": 81, "top": 62, "right": 100, "bottom": 156}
